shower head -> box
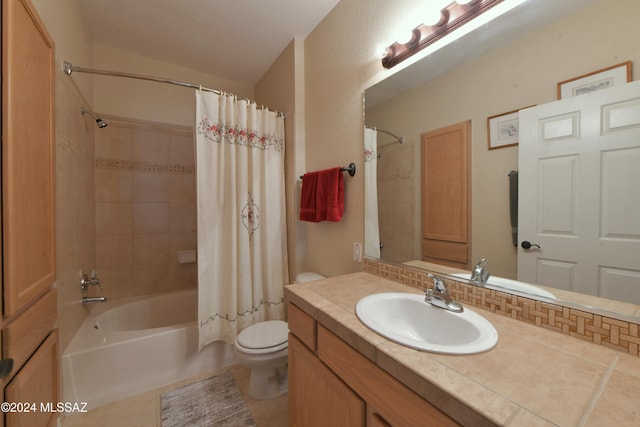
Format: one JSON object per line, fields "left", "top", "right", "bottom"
{"left": 80, "top": 106, "right": 108, "bottom": 129}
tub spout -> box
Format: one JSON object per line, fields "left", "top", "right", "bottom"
{"left": 82, "top": 296, "right": 107, "bottom": 305}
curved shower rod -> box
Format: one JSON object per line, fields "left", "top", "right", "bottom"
{"left": 366, "top": 126, "right": 404, "bottom": 144}
{"left": 63, "top": 61, "right": 285, "bottom": 117}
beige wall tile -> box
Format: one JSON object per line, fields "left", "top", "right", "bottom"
{"left": 95, "top": 126, "right": 133, "bottom": 160}
{"left": 170, "top": 174, "right": 196, "bottom": 203}
{"left": 170, "top": 133, "right": 195, "bottom": 167}
{"left": 57, "top": 200, "right": 75, "bottom": 254}
{"left": 74, "top": 158, "right": 95, "bottom": 202}
{"left": 56, "top": 147, "right": 75, "bottom": 201}
{"left": 55, "top": 68, "right": 98, "bottom": 351}
{"left": 94, "top": 119, "right": 195, "bottom": 300}
{"left": 97, "top": 235, "right": 133, "bottom": 268}
{"left": 95, "top": 169, "right": 133, "bottom": 202}
{"left": 95, "top": 202, "right": 133, "bottom": 236}
{"left": 133, "top": 128, "right": 170, "bottom": 163}
{"left": 135, "top": 263, "right": 171, "bottom": 294}
{"left": 133, "top": 202, "right": 171, "bottom": 234}
{"left": 170, "top": 202, "right": 196, "bottom": 233}
{"left": 97, "top": 267, "right": 134, "bottom": 300}
{"left": 133, "top": 171, "right": 171, "bottom": 202}
{"left": 134, "top": 233, "right": 171, "bottom": 267}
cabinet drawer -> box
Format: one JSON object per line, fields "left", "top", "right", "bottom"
{"left": 317, "top": 325, "right": 458, "bottom": 427}
{"left": 287, "top": 303, "right": 316, "bottom": 351}
{"left": 3, "top": 289, "right": 57, "bottom": 379}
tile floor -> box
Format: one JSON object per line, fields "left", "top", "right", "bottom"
{"left": 61, "top": 364, "right": 288, "bottom": 427}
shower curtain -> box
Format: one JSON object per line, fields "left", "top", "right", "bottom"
{"left": 195, "top": 91, "right": 288, "bottom": 349}
{"left": 364, "top": 127, "right": 381, "bottom": 258}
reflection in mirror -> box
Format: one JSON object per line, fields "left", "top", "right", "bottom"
{"left": 364, "top": 0, "right": 640, "bottom": 321}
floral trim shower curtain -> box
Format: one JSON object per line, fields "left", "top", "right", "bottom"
{"left": 195, "top": 91, "right": 288, "bottom": 349}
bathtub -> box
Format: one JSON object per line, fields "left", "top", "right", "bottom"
{"left": 62, "top": 289, "right": 237, "bottom": 410}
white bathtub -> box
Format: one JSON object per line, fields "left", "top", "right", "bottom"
{"left": 62, "top": 289, "right": 237, "bottom": 410}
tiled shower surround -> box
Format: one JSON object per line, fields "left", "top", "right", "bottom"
{"left": 364, "top": 259, "right": 640, "bottom": 358}
{"left": 376, "top": 142, "right": 417, "bottom": 264}
{"left": 95, "top": 117, "right": 197, "bottom": 299}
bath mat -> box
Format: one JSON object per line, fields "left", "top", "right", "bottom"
{"left": 160, "top": 371, "right": 256, "bottom": 427}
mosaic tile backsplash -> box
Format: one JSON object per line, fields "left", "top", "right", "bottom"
{"left": 364, "top": 259, "right": 640, "bottom": 357}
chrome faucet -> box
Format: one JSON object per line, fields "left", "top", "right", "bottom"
{"left": 424, "top": 274, "right": 463, "bottom": 313}
{"left": 80, "top": 270, "right": 102, "bottom": 294}
{"left": 82, "top": 296, "right": 107, "bottom": 305}
{"left": 80, "top": 270, "right": 106, "bottom": 305}
{"left": 470, "top": 258, "right": 491, "bottom": 285}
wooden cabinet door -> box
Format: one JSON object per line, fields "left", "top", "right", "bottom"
{"left": 421, "top": 121, "right": 471, "bottom": 269}
{"left": 288, "top": 333, "right": 365, "bottom": 427}
{"left": 318, "top": 325, "right": 459, "bottom": 427}
{"left": 2, "top": 1, "right": 58, "bottom": 425}
{"left": 4, "top": 331, "right": 58, "bottom": 427}
{"left": 2, "top": 0, "right": 56, "bottom": 317}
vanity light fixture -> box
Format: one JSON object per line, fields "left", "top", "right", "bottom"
{"left": 382, "top": 0, "right": 520, "bottom": 69}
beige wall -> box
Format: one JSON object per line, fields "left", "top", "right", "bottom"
{"left": 304, "top": 0, "right": 640, "bottom": 279}
{"left": 303, "top": 0, "right": 389, "bottom": 277}
{"left": 30, "top": 0, "right": 94, "bottom": 102}
{"left": 255, "top": 40, "right": 304, "bottom": 280}
{"left": 91, "top": 44, "right": 255, "bottom": 126}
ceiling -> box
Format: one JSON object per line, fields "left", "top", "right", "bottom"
{"left": 78, "top": 0, "right": 341, "bottom": 85}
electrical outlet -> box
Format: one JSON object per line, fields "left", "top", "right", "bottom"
{"left": 353, "top": 242, "right": 362, "bottom": 262}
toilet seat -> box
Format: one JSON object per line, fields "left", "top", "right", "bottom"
{"left": 235, "top": 320, "right": 288, "bottom": 354}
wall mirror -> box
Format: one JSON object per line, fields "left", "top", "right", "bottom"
{"left": 364, "top": 0, "right": 640, "bottom": 321}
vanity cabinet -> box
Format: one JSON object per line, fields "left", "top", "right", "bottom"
{"left": 288, "top": 303, "right": 458, "bottom": 427}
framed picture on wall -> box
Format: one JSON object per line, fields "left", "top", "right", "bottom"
{"left": 487, "top": 108, "right": 523, "bottom": 150}
{"left": 557, "top": 61, "right": 632, "bottom": 99}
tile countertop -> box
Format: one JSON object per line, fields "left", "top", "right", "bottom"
{"left": 284, "top": 272, "right": 640, "bottom": 427}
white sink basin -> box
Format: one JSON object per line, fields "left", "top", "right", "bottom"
{"left": 450, "top": 273, "right": 556, "bottom": 299}
{"left": 356, "top": 293, "right": 498, "bottom": 354}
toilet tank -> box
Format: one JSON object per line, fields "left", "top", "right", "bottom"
{"left": 294, "top": 272, "right": 326, "bottom": 283}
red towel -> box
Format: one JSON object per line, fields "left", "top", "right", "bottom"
{"left": 299, "top": 167, "right": 345, "bottom": 222}
{"left": 299, "top": 171, "right": 318, "bottom": 221}
{"left": 317, "top": 167, "right": 344, "bottom": 221}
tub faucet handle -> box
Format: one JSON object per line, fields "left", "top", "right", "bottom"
{"left": 81, "top": 271, "right": 102, "bottom": 294}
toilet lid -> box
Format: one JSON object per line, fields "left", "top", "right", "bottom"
{"left": 237, "top": 320, "right": 288, "bottom": 350}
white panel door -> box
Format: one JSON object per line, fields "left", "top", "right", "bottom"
{"left": 518, "top": 80, "right": 640, "bottom": 302}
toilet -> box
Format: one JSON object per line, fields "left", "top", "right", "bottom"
{"left": 233, "top": 272, "right": 326, "bottom": 400}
